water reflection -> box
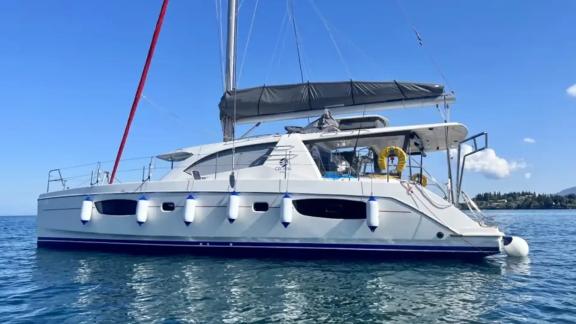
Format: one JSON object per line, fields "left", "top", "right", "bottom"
{"left": 127, "top": 262, "right": 158, "bottom": 322}
{"left": 278, "top": 270, "right": 307, "bottom": 322}
{"left": 5, "top": 212, "right": 575, "bottom": 322}
{"left": 180, "top": 262, "right": 209, "bottom": 322}
{"left": 501, "top": 256, "right": 532, "bottom": 276}
{"left": 32, "top": 250, "right": 531, "bottom": 323}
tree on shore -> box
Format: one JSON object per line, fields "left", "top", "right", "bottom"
{"left": 472, "top": 192, "right": 576, "bottom": 209}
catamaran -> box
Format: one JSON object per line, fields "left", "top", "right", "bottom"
{"left": 37, "top": 0, "right": 529, "bottom": 258}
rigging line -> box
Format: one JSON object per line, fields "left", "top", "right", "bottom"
{"left": 238, "top": 0, "right": 260, "bottom": 83}
{"left": 351, "top": 100, "right": 368, "bottom": 179}
{"left": 288, "top": 0, "right": 305, "bottom": 83}
{"left": 393, "top": 0, "right": 451, "bottom": 89}
{"left": 435, "top": 103, "right": 447, "bottom": 121}
{"left": 307, "top": 0, "right": 353, "bottom": 79}
{"left": 215, "top": 0, "right": 226, "bottom": 91}
{"left": 141, "top": 94, "right": 184, "bottom": 123}
{"left": 316, "top": 18, "right": 384, "bottom": 80}
{"left": 294, "top": 20, "right": 313, "bottom": 84}
{"left": 302, "top": 47, "right": 313, "bottom": 83}
{"left": 141, "top": 94, "right": 219, "bottom": 137}
{"left": 265, "top": 9, "right": 289, "bottom": 83}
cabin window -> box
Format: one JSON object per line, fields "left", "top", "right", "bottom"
{"left": 253, "top": 202, "right": 269, "bottom": 212}
{"left": 162, "top": 202, "right": 176, "bottom": 212}
{"left": 293, "top": 199, "right": 366, "bottom": 219}
{"left": 95, "top": 199, "right": 137, "bottom": 215}
{"left": 184, "top": 143, "right": 276, "bottom": 178}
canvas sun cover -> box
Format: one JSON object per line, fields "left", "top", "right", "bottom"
{"left": 219, "top": 81, "right": 447, "bottom": 141}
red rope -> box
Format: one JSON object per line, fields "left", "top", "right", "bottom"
{"left": 110, "top": 0, "right": 170, "bottom": 184}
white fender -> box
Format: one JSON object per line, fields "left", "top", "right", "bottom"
{"left": 228, "top": 192, "right": 240, "bottom": 223}
{"left": 184, "top": 194, "right": 197, "bottom": 226}
{"left": 503, "top": 236, "right": 529, "bottom": 257}
{"left": 80, "top": 197, "right": 93, "bottom": 224}
{"left": 136, "top": 196, "right": 149, "bottom": 225}
{"left": 366, "top": 196, "right": 379, "bottom": 232}
{"left": 281, "top": 193, "right": 293, "bottom": 228}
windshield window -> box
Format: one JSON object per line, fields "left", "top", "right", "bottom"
{"left": 305, "top": 134, "right": 419, "bottom": 179}
{"left": 307, "top": 142, "right": 378, "bottom": 178}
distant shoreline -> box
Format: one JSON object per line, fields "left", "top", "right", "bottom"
{"left": 471, "top": 192, "right": 576, "bottom": 210}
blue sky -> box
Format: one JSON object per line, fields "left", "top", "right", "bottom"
{"left": 0, "top": 0, "right": 575, "bottom": 215}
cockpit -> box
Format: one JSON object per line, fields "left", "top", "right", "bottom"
{"left": 302, "top": 121, "right": 468, "bottom": 182}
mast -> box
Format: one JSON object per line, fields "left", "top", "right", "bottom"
{"left": 221, "top": 0, "right": 238, "bottom": 141}
{"left": 225, "top": 0, "right": 238, "bottom": 92}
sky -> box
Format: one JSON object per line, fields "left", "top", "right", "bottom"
{"left": 0, "top": 0, "right": 575, "bottom": 215}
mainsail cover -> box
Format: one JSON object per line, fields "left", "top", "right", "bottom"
{"left": 219, "top": 80, "right": 446, "bottom": 141}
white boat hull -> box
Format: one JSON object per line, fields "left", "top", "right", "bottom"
{"left": 37, "top": 180, "right": 503, "bottom": 258}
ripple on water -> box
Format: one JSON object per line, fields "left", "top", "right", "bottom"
{"left": 0, "top": 211, "right": 576, "bottom": 323}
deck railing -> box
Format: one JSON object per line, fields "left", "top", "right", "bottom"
{"left": 45, "top": 156, "right": 173, "bottom": 193}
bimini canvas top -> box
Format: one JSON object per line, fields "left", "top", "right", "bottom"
{"left": 300, "top": 122, "right": 468, "bottom": 153}
{"left": 219, "top": 80, "right": 453, "bottom": 141}
{"left": 157, "top": 122, "right": 467, "bottom": 162}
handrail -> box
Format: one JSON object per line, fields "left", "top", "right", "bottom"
{"left": 460, "top": 191, "right": 493, "bottom": 226}
{"left": 461, "top": 191, "right": 481, "bottom": 214}
{"left": 46, "top": 156, "right": 166, "bottom": 192}
{"left": 408, "top": 157, "right": 450, "bottom": 200}
{"left": 47, "top": 169, "right": 67, "bottom": 193}
{"left": 456, "top": 132, "right": 488, "bottom": 204}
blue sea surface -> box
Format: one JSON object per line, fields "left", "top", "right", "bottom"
{"left": 1, "top": 210, "right": 575, "bottom": 323}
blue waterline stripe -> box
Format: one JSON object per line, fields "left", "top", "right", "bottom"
{"left": 38, "top": 237, "right": 500, "bottom": 253}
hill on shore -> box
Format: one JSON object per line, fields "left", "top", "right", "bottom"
{"left": 559, "top": 186, "right": 576, "bottom": 196}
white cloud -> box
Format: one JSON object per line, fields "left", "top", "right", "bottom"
{"left": 524, "top": 172, "right": 532, "bottom": 179}
{"left": 567, "top": 84, "right": 576, "bottom": 97}
{"left": 523, "top": 137, "right": 535, "bottom": 144}
{"left": 458, "top": 144, "right": 526, "bottom": 179}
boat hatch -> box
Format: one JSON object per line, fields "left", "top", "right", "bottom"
{"left": 157, "top": 151, "right": 193, "bottom": 162}
{"left": 337, "top": 115, "right": 388, "bottom": 131}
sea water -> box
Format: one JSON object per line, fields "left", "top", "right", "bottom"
{"left": 1, "top": 210, "right": 575, "bottom": 323}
